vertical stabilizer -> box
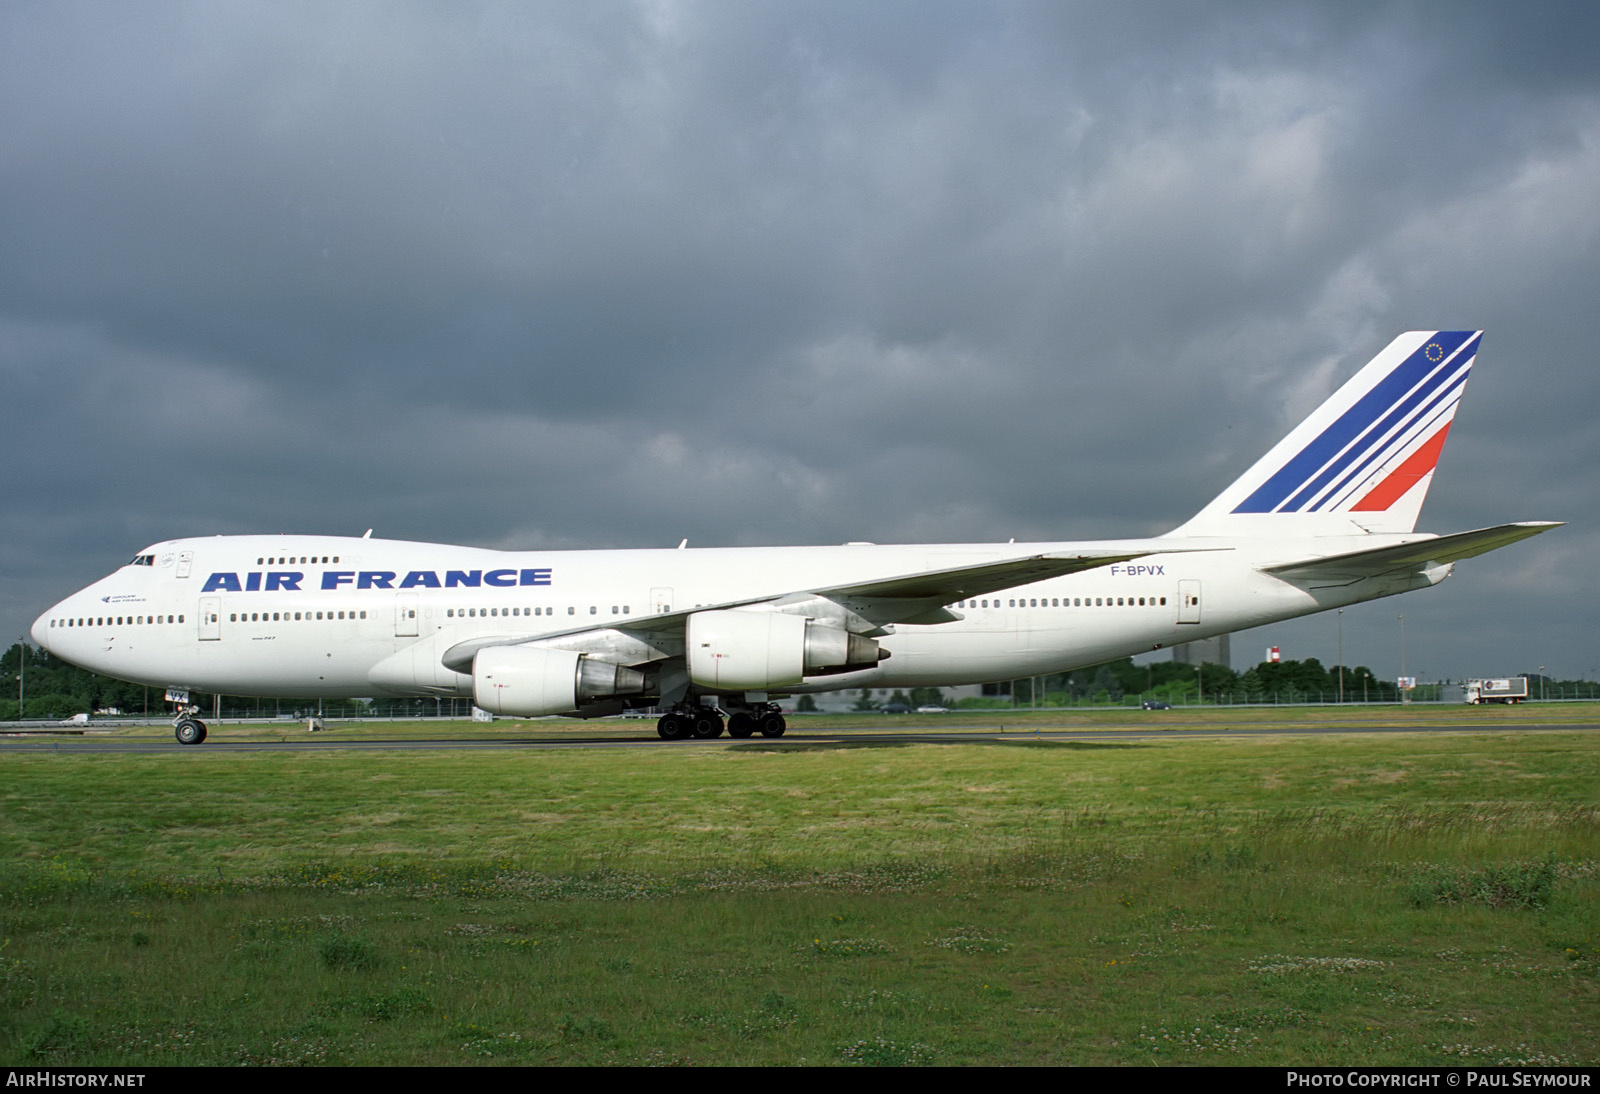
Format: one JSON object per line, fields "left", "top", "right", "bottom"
{"left": 1168, "top": 331, "right": 1481, "bottom": 538}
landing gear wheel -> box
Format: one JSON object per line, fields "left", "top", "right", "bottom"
{"left": 175, "top": 719, "right": 207, "bottom": 745}
{"left": 727, "top": 712, "right": 755, "bottom": 739}
{"left": 657, "top": 714, "right": 687, "bottom": 740}
{"left": 691, "top": 713, "right": 724, "bottom": 739}
{"left": 759, "top": 713, "right": 787, "bottom": 738}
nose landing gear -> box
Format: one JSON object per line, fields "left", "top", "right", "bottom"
{"left": 166, "top": 693, "right": 208, "bottom": 745}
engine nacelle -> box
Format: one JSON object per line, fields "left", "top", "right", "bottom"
{"left": 686, "top": 610, "right": 883, "bottom": 691}
{"left": 473, "top": 645, "right": 647, "bottom": 716}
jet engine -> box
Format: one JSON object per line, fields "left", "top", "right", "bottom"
{"left": 473, "top": 645, "right": 647, "bottom": 717}
{"left": 686, "top": 610, "right": 884, "bottom": 690}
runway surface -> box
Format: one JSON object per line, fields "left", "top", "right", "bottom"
{"left": 4, "top": 717, "right": 1595, "bottom": 754}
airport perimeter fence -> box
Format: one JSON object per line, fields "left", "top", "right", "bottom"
{"left": 967, "top": 684, "right": 1600, "bottom": 710}
{"left": 8, "top": 685, "right": 1600, "bottom": 727}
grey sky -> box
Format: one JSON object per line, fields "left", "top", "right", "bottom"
{"left": 3, "top": 1, "right": 1595, "bottom": 683}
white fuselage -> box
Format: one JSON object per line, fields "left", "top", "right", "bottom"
{"left": 32, "top": 332, "right": 1557, "bottom": 718}
{"left": 31, "top": 531, "right": 1440, "bottom": 701}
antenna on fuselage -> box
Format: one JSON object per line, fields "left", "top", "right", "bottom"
{"left": 677, "top": 539, "right": 688, "bottom": 550}
{"left": 362, "top": 529, "right": 373, "bottom": 539}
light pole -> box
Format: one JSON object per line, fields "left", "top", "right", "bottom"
{"left": 1337, "top": 609, "right": 1344, "bottom": 704}
{"left": 16, "top": 636, "right": 23, "bottom": 722}
{"left": 1539, "top": 666, "right": 1546, "bottom": 702}
{"left": 1398, "top": 613, "right": 1407, "bottom": 703}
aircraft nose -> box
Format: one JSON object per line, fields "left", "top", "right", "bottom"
{"left": 30, "top": 608, "right": 53, "bottom": 652}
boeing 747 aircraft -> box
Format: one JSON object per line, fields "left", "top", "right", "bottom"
{"left": 32, "top": 331, "right": 1558, "bottom": 743}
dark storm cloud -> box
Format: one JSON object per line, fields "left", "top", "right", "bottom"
{"left": 3, "top": 1, "right": 1595, "bottom": 679}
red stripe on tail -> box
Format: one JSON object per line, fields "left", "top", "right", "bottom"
{"left": 1351, "top": 423, "right": 1452, "bottom": 512}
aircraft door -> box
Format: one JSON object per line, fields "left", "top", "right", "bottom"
{"left": 199, "top": 596, "right": 221, "bottom": 640}
{"left": 177, "top": 551, "right": 193, "bottom": 578}
{"left": 395, "top": 592, "right": 419, "bottom": 637}
{"left": 1177, "top": 580, "right": 1201, "bottom": 624}
{"left": 651, "top": 587, "right": 674, "bottom": 614}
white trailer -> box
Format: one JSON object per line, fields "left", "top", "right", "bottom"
{"left": 1464, "top": 677, "right": 1529, "bottom": 704}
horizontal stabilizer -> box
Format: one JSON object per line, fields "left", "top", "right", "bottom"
{"left": 1265, "top": 522, "right": 1562, "bottom": 584}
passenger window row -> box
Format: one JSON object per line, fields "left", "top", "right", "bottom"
{"left": 53, "top": 596, "right": 1165, "bottom": 631}
{"left": 956, "top": 596, "right": 1169, "bottom": 608}
{"left": 51, "top": 615, "right": 184, "bottom": 627}
{"left": 446, "top": 605, "right": 633, "bottom": 618}
{"left": 229, "top": 610, "right": 369, "bottom": 622}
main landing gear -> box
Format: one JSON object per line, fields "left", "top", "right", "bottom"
{"left": 730, "top": 704, "right": 787, "bottom": 739}
{"left": 656, "top": 701, "right": 787, "bottom": 741}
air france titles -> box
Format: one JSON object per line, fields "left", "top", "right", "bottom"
{"left": 200, "top": 568, "right": 554, "bottom": 593}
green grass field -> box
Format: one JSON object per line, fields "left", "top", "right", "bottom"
{"left": 2, "top": 710, "right": 1596, "bottom": 1066}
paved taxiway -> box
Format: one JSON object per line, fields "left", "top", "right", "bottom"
{"left": 2, "top": 718, "right": 1593, "bottom": 754}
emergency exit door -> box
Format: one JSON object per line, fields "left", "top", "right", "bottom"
{"left": 198, "top": 596, "right": 221, "bottom": 640}
{"left": 1177, "top": 580, "right": 1202, "bottom": 624}
{"left": 395, "top": 592, "right": 419, "bottom": 637}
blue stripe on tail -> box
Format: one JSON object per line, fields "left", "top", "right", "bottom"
{"left": 1232, "top": 331, "right": 1478, "bottom": 514}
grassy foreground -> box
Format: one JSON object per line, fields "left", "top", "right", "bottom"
{"left": 2, "top": 724, "right": 1597, "bottom": 1066}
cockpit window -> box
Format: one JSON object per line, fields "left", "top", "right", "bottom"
{"left": 126, "top": 554, "right": 156, "bottom": 567}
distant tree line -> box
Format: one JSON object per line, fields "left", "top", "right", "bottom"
{"left": 966, "top": 656, "right": 1597, "bottom": 707}
{"left": 0, "top": 642, "right": 465, "bottom": 721}
{"left": 3, "top": 642, "right": 1597, "bottom": 720}
{"left": 1, "top": 643, "right": 155, "bottom": 719}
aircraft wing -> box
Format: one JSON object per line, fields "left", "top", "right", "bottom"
{"left": 440, "top": 548, "right": 1198, "bottom": 673}
{"left": 812, "top": 551, "right": 1167, "bottom": 601}
{"left": 771, "top": 548, "right": 1216, "bottom": 628}
{"left": 1264, "top": 522, "right": 1562, "bottom": 584}
{"left": 800, "top": 550, "right": 1190, "bottom": 601}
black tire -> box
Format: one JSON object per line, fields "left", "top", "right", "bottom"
{"left": 727, "top": 712, "right": 755, "bottom": 738}
{"left": 657, "top": 714, "right": 686, "bottom": 740}
{"left": 175, "top": 719, "right": 206, "bottom": 745}
{"left": 759, "top": 713, "right": 787, "bottom": 738}
{"left": 691, "top": 713, "right": 724, "bottom": 739}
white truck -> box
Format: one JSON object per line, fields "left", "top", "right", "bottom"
{"left": 1463, "top": 677, "right": 1529, "bottom": 704}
